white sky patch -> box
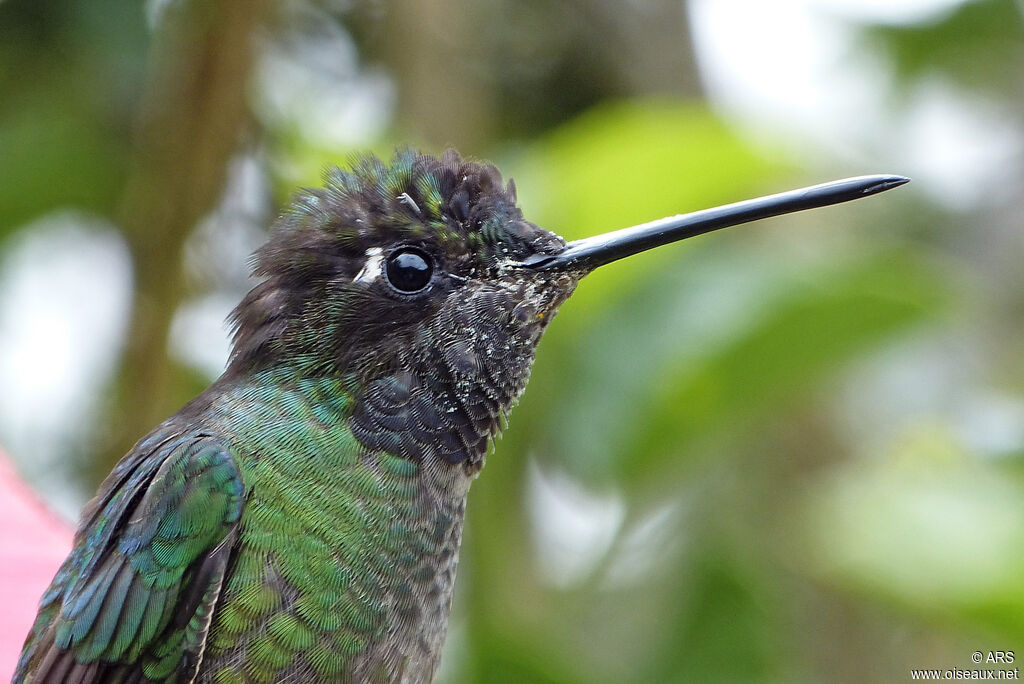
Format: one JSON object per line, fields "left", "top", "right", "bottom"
{"left": 169, "top": 293, "right": 237, "bottom": 380}
{"left": 889, "top": 81, "right": 1024, "bottom": 210}
{"left": 0, "top": 213, "right": 132, "bottom": 515}
{"left": 956, "top": 392, "right": 1024, "bottom": 459}
{"left": 255, "top": 9, "right": 394, "bottom": 148}
{"left": 690, "top": 0, "right": 856, "bottom": 144}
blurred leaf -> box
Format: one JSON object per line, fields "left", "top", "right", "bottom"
{"left": 654, "top": 551, "right": 788, "bottom": 683}
{"left": 513, "top": 98, "right": 788, "bottom": 238}
{"left": 622, "top": 249, "right": 946, "bottom": 479}
{"left": 796, "top": 425, "right": 1024, "bottom": 638}
{"left": 0, "top": 105, "right": 126, "bottom": 231}
{"left": 0, "top": 0, "right": 145, "bottom": 233}
{"left": 468, "top": 628, "right": 589, "bottom": 684}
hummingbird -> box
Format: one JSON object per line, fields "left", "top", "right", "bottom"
{"left": 14, "top": 149, "right": 907, "bottom": 683}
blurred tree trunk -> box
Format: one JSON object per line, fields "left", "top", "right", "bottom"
{"left": 93, "top": 0, "right": 273, "bottom": 484}
{"left": 356, "top": 0, "right": 701, "bottom": 151}
{"left": 598, "top": 0, "right": 702, "bottom": 98}
{"left": 382, "top": 0, "right": 496, "bottom": 151}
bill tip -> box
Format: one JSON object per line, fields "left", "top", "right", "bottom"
{"left": 869, "top": 174, "right": 911, "bottom": 194}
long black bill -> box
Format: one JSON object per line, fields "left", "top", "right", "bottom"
{"left": 521, "top": 174, "right": 909, "bottom": 271}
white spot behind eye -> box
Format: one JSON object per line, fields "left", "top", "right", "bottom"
{"left": 353, "top": 247, "right": 384, "bottom": 284}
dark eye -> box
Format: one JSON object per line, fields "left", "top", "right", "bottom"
{"left": 385, "top": 248, "right": 433, "bottom": 293}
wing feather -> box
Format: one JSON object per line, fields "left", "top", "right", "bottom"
{"left": 14, "top": 432, "right": 245, "bottom": 683}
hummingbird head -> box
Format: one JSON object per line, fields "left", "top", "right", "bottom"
{"left": 228, "top": 148, "right": 907, "bottom": 469}
{"left": 229, "top": 149, "right": 577, "bottom": 380}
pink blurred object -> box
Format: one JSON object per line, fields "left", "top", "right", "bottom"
{"left": 0, "top": 448, "right": 73, "bottom": 681}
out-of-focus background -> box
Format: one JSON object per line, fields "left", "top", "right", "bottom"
{"left": 1, "top": 0, "right": 1022, "bottom": 681}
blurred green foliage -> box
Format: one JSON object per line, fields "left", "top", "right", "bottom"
{"left": 863, "top": 0, "right": 1024, "bottom": 99}
{"left": 0, "top": 0, "right": 144, "bottom": 232}
{"left": 1, "top": 0, "right": 1022, "bottom": 682}
{"left": 459, "top": 100, "right": 957, "bottom": 684}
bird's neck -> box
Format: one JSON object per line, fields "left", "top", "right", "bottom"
{"left": 192, "top": 371, "right": 469, "bottom": 680}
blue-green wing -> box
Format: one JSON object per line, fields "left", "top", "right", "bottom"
{"left": 14, "top": 431, "right": 244, "bottom": 683}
